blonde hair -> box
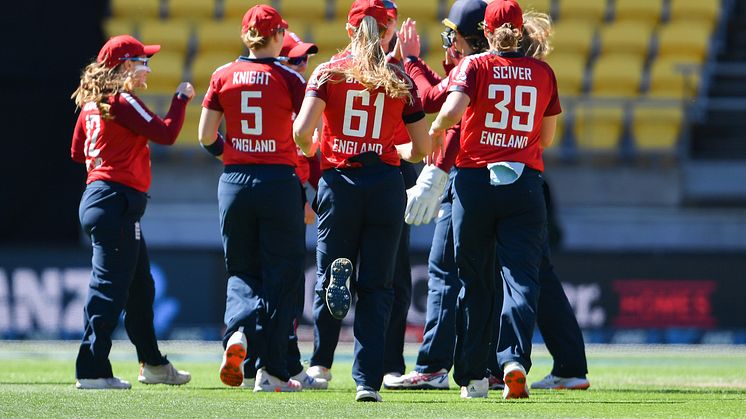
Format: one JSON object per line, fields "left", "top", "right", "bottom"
{"left": 241, "top": 28, "right": 271, "bottom": 50}
{"left": 521, "top": 11, "right": 553, "bottom": 60}
{"left": 71, "top": 61, "right": 135, "bottom": 119}
{"left": 486, "top": 23, "right": 522, "bottom": 52}
{"left": 321, "top": 15, "right": 412, "bottom": 100}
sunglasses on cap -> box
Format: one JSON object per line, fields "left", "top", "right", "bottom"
{"left": 287, "top": 55, "right": 308, "bottom": 65}
{"left": 440, "top": 28, "right": 456, "bottom": 49}
{"left": 120, "top": 57, "right": 150, "bottom": 66}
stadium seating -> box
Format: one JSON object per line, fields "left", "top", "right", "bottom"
{"left": 556, "top": 0, "right": 608, "bottom": 23}
{"left": 277, "top": 0, "right": 328, "bottom": 21}
{"left": 573, "top": 102, "right": 626, "bottom": 151}
{"left": 657, "top": 21, "right": 712, "bottom": 64}
{"left": 196, "top": 20, "right": 245, "bottom": 55}
{"left": 547, "top": 52, "right": 586, "bottom": 96}
{"left": 223, "top": 0, "right": 273, "bottom": 19}
{"left": 104, "top": 18, "right": 137, "bottom": 38}
{"left": 631, "top": 101, "right": 684, "bottom": 151}
{"left": 598, "top": 20, "right": 653, "bottom": 58}
{"left": 308, "top": 18, "right": 352, "bottom": 55}
{"left": 591, "top": 53, "right": 644, "bottom": 97}
{"left": 111, "top": 0, "right": 161, "bottom": 19}
{"left": 551, "top": 20, "right": 596, "bottom": 61}
{"left": 167, "top": 0, "right": 217, "bottom": 20}
{"left": 190, "top": 52, "right": 238, "bottom": 93}
{"left": 668, "top": 0, "right": 720, "bottom": 27}
{"left": 519, "top": 0, "right": 552, "bottom": 14}
{"left": 341, "top": 0, "right": 441, "bottom": 21}
{"left": 138, "top": 20, "right": 193, "bottom": 54}
{"left": 175, "top": 103, "right": 204, "bottom": 148}
{"left": 613, "top": 0, "right": 663, "bottom": 24}
{"left": 145, "top": 51, "right": 187, "bottom": 94}
{"left": 647, "top": 58, "right": 701, "bottom": 99}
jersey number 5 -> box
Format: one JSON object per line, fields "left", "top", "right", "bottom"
{"left": 485, "top": 85, "right": 537, "bottom": 132}
{"left": 241, "top": 91, "right": 263, "bottom": 135}
{"left": 342, "top": 90, "right": 385, "bottom": 139}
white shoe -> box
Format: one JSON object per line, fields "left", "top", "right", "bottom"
{"left": 530, "top": 374, "right": 590, "bottom": 390}
{"left": 382, "top": 372, "right": 401, "bottom": 388}
{"left": 306, "top": 365, "right": 332, "bottom": 381}
{"left": 355, "top": 385, "right": 382, "bottom": 402}
{"left": 76, "top": 377, "right": 131, "bottom": 390}
{"left": 502, "top": 362, "right": 529, "bottom": 399}
{"left": 384, "top": 369, "right": 450, "bottom": 390}
{"left": 292, "top": 370, "right": 328, "bottom": 389}
{"left": 138, "top": 362, "right": 191, "bottom": 385}
{"left": 254, "top": 368, "right": 302, "bottom": 392}
{"left": 219, "top": 331, "right": 247, "bottom": 387}
{"left": 239, "top": 378, "right": 255, "bottom": 389}
{"left": 460, "top": 377, "right": 488, "bottom": 399}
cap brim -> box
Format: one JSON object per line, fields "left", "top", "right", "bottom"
{"left": 442, "top": 18, "right": 458, "bottom": 32}
{"left": 280, "top": 19, "right": 289, "bottom": 30}
{"left": 289, "top": 42, "right": 319, "bottom": 58}
{"left": 143, "top": 44, "right": 161, "bottom": 57}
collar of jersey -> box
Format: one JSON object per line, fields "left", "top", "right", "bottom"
{"left": 238, "top": 56, "right": 280, "bottom": 63}
{"left": 496, "top": 51, "right": 524, "bottom": 58}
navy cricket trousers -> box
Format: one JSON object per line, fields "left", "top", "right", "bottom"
{"left": 313, "top": 164, "right": 405, "bottom": 390}
{"left": 76, "top": 181, "right": 167, "bottom": 379}
{"left": 452, "top": 167, "right": 546, "bottom": 386}
{"left": 219, "top": 165, "right": 305, "bottom": 382}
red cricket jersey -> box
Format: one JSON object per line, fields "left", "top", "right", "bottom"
{"left": 306, "top": 55, "right": 425, "bottom": 170}
{"left": 448, "top": 51, "right": 561, "bottom": 171}
{"left": 203, "top": 57, "right": 306, "bottom": 167}
{"left": 70, "top": 93, "right": 188, "bottom": 192}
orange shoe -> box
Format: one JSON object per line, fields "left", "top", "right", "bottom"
{"left": 219, "top": 331, "right": 247, "bottom": 387}
{"left": 502, "top": 363, "right": 529, "bottom": 399}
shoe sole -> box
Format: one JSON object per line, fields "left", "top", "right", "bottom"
{"left": 219, "top": 343, "right": 246, "bottom": 387}
{"left": 384, "top": 383, "right": 449, "bottom": 390}
{"left": 326, "top": 258, "right": 352, "bottom": 320}
{"left": 541, "top": 383, "right": 591, "bottom": 390}
{"left": 138, "top": 377, "right": 191, "bottom": 385}
{"left": 503, "top": 370, "right": 529, "bottom": 399}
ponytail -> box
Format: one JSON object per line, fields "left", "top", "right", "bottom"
{"left": 321, "top": 15, "right": 412, "bottom": 101}
{"left": 71, "top": 61, "right": 135, "bottom": 119}
{"left": 521, "top": 11, "right": 553, "bottom": 60}
{"left": 486, "top": 23, "right": 522, "bottom": 53}
{"left": 241, "top": 27, "right": 271, "bottom": 50}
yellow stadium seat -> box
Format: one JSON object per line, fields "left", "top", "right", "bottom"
{"left": 557, "top": 0, "right": 607, "bottom": 23}
{"left": 574, "top": 102, "right": 625, "bottom": 151}
{"left": 139, "top": 20, "right": 193, "bottom": 54}
{"left": 196, "top": 20, "right": 245, "bottom": 54}
{"left": 308, "top": 18, "right": 352, "bottom": 56}
{"left": 518, "top": 0, "right": 552, "bottom": 14}
{"left": 598, "top": 21, "right": 653, "bottom": 58}
{"left": 175, "top": 104, "right": 204, "bottom": 148}
{"left": 552, "top": 20, "right": 596, "bottom": 60}
{"left": 223, "top": 0, "right": 273, "bottom": 19}
{"left": 647, "top": 58, "right": 701, "bottom": 99}
{"left": 145, "top": 51, "right": 186, "bottom": 94}
{"left": 657, "top": 21, "right": 711, "bottom": 63}
{"left": 276, "top": 0, "right": 327, "bottom": 21}
{"left": 631, "top": 101, "right": 684, "bottom": 151}
{"left": 668, "top": 0, "right": 720, "bottom": 26}
{"left": 423, "top": 25, "right": 446, "bottom": 56}
{"left": 591, "top": 53, "right": 644, "bottom": 97}
{"left": 424, "top": 50, "right": 448, "bottom": 73}
{"left": 284, "top": 16, "right": 317, "bottom": 40}
{"left": 613, "top": 0, "right": 663, "bottom": 24}
{"left": 547, "top": 52, "right": 586, "bottom": 96}
{"left": 338, "top": 0, "right": 440, "bottom": 22}
{"left": 190, "top": 52, "right": 238, "bottom": 93}
{"left": 111, "top": 0, "right": 161, "bottom": 19}
{"left": 168, "top": 0, "right": 217, "bottom": 19}
{"left": 104, "top": 19, "right": 137, "bottom": 38}
{"left": 543, "top": 111, "right": 565, "bottom": 150}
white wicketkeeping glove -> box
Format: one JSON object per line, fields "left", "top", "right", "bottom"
{"left": 405, "top": 165, "right": 449, "bottom": 225}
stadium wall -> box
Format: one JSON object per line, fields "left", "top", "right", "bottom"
{"left": 0, "top": 247, "right": 744, "bottom": 344}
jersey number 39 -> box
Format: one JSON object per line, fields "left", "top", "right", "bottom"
{"left": 485, "top": 84, "right": 537, "bottom": 132}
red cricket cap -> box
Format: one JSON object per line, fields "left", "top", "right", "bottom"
{"left": 348, "top": 0, "right": 389, "bottom": 29}
{"left": 281, "top": 31, "right": 319, "bottom": 58}
{"left": 97, "top": 35, "right": 160, "bottom": 68}
{"left": 484, "top": 0, "right": 523, "bottom": 32}
{"left": 383, "top": 0, "right": 398, "bottom": 20}
{"left": 241, "top": 4, "right": 289, "bottom": 37}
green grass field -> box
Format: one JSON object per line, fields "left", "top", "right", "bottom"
{"left": 1, "top": 341, "right": 744, "bottom": 418}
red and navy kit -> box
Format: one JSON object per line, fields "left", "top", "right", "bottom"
{"left": 203, "top": 56, "right": 306, "bottom": 167}
{"left": 306, "top": 55, "right": 425, "bottom": 170}
{"left": 71, "top": 93, "right": 188, "bottom": 192}
{"left": 448, "top": 51, "right": 561, "bottom": 171}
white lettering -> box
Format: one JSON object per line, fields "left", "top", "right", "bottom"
{"left": 13, "top": 268, "right": 62, "bottom": 333}
{"left": 232, "top": 71, "right": 270, "bottom": 86}
{"left": 563, "top": 283, "right": 605, "bottom": 328}
{"left": 479, "top": 131, "right": 528, "bottom": 149}
{"left": 492, "top": 66, "right": 533, "bottom": 81}
{"left": 0, "top": 270, "right": 9, "bottom": 332}
{"left": 62, "top": 269, "right": 90, "bottom": 334}
{"left": 230, "top": 138, "right": 277, "bottom": 153}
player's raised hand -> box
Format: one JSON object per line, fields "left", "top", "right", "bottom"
{"left": 176, "top": 82, "right": 195, "bottom": 100}
{"left": 398, "top": 18, "right": 421, "bottom": 58}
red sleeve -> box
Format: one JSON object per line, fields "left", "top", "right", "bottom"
{"left": 71, "top": 111, "right": 86, "bottom": 163}
{"left": 202, "top": 75, "right": 223, "bottom": 111}
{"left": 401, "top": 72, "right": 425, "bottom": 122}
{"left": 435, "top": 124, "right": 461, "bottom": 172}
{"left": 446, "top": 55, "right": 478, "bottom": 103}
{"left": 544, "top": 67, "right": 562, "bottom": 116}
{"left": 111, "top": 93, "right": 188, "bottom": 146}
{"left": 305, "top": 64, "right": 329, "bottom": 102}
{"left": 307, "top": 155, "right": 321, "bottom": 190}
{"left": 404, "top": 57, "right": 443, "bottom": 92}
{"left": 404, "top": 57, "right": 453, "bottom": 114}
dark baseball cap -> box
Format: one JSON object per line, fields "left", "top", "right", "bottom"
{"left": 443, "top": 0, "right": 488, "bottom": 38}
